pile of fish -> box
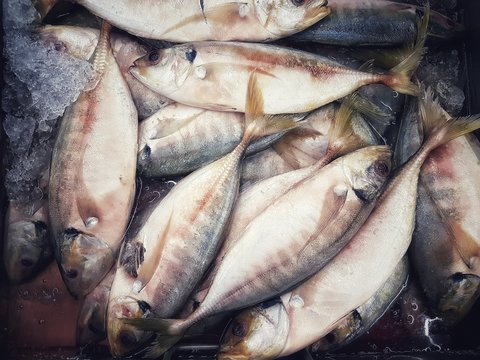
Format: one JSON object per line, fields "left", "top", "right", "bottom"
{"left": 3, "top": 0, "right": 480, "bottom": 358}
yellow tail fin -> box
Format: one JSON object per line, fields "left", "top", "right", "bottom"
{"left": 242, "top": 72, "right": 300, "bottom": 144}
{"left": 381, "top": 5, "right": 429, "bottom": 96}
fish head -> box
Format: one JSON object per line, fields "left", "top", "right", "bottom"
{"left": 36, "top": 25, "right": 98, "bottom": 59}
{"left": 107, "top": 295, "right": 154, "bottom": 357}
{"left": 77, "top": 295, "right": 107, "bottom": 345}
{"left": 56, "top": 228, "right": 114, "bottom": 297}
{"left": 4, "top": 220, "right": 52, "bottom": 283}
{"left": 130, "top": 44, "right": 196, "bottom": 96}
{"left": 310, "top": 310, "right": 362, "bottom": 352}
{"left": 254, "top": 0, "right": 330, "bottom": 37}
{"left": 341, "top": 145, "right": 392, "bottom": 203}
{"left": 437, "top": 273, "right": 480, "bottom": 326}
{"left": 218, "top": 302, "right": 289, "bottom": 360}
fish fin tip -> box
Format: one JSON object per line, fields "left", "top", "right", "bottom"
{"left": 420, "top": 87, "right": 480, "bottom": 145}
{"left": 243, "top": 72, "right": 299, "bottom": 142}
{"left": 383, "top": 5, "right": 429, "bottom": 95}
{"left": 351, "top": 93, "right": 391, "bottom": 124}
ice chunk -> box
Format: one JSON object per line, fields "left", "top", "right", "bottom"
{"left": 2, "top": 0, "right": 93, "bottom": 201}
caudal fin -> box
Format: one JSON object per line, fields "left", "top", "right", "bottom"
{"left": 420, "top": 88, "right": 480, "bottom": 150}
{"left": 241, "top": 72, "right": 300, "bottom": 145}
{"left": 381, "top": 5, "right": 429, "bottom": 96}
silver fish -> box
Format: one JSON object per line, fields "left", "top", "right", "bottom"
{"left": 218, "top": 89, "right": 480, "bottom": 359}
{"left": 107, "top": 74, "right": 298, "bottom": 358}
{"left": 309, "top": 256, "right": 408, "bottom": 353}
{"left": 290, "top": 0, "right": 462, "bottom": 46}
{"left": 121, "top": 144, "right": 393, "bottom": 356}
{"left": 129, "top": 29, "right": 426, "bottom": 114}
{"left": 138, "top": 103, "right": 303, "bottom": 177}
{"left": 48, "top": 22, "right": 138, "bottom": 297}
{"left": 37, "top": 0, "right": 330, "bottom": 42}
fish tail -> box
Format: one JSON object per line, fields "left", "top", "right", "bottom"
{"left": 143, "top": 335, "right": 184, "bottom": 358}
{"left": 241, "top": 72, "right": 300, "bottom": 145}
{"left": 32, "top": 0, "right": 60, "bottom": 20}
{"left": 91, "top": 21, "right": 113, "bottom": 74}
{"left": 420, "top": 87, "right": 480, "bottom": 150}
{"left": 381, "top": 4, "right": 429, "bottom": 96}
{"left": 121, "top": 317, "right": 187, "bottom": 336}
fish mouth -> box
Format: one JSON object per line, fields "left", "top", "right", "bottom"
{"left": 57, "top": 228, "right": 114, "bottom": 298}
{"left": 438, "top": 273, "right": 480, "bottom": 325}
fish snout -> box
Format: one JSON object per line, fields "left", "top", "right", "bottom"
{"left": 57, "top": 228, "right": 114, "bottom": 298}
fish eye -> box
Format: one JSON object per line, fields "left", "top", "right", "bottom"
{"left": 148, "top": 51, "right": 160, "bottom": 63}
{"left": 53, "top": 41, "right": 66, "bottom": 52}
{"left": 373, "top": 161, "right": 389, "bottom": 177}
{"left": 20, "top": 258, "right": 34, "bottom": 267}
{"left": 65, "top": 268, "right": 78, "bottom": 279}
{"left": 119, "top": 330, "right": 137, "bottom": 347}
{"left": 231, "top": 321, "right": 246, "bottom": 338}
{"left": 140, "top": 145, "right": 151, "bottom": 161}
{"left": 325, "top": 332, "right": 336, "bottom": 344}
{"left": 137, "top": 300, "right": 151, "bottom": 313}
{"left": 185, "top": 48, "right": 197, "bottom": 63}
{"left": 291, "top": 0, "right": 305, "bottom": 6}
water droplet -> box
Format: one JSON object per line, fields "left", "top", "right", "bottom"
{"left": 412, "top": 302, "right": 418, "bottom": 311}
{"left": 383, "top": 347, "right": 392, "bottom": 353}
{"left": 393, "top": 91, "right": 399, "bottom": 98}
{"left": 371, "top": 344, "right": 377, "bottom": 350}
{"left": 407, "top": 314, "right": 415, "bottom": 324}
{"left": 38, "top": 319, "right": 45, "bottom": 325}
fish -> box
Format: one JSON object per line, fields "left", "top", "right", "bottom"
{"left": 107, "top": 73, "right": 298, "bottom": 358}
{"left": 48, "top": 22, "right": 138, "bottom": 298}
{"left": 240, "top": 92, "right": 383, "bottom": 186}
{"left": 130, "top": 32, "right": 425, "bottom": 114}
{"left": 35, "top": 0, "right": 330, "bottom": 42}
{"left": 309, "top": 256, "right": 408, "bottom": 353}
{"left": 138, "top": 103, "right": 304, "bottom": 177}
{"left": 192, "top": 93, "right": 382, "bottom": 303}
{"left": 77, "top": 268, "right": 115, "bottom": 345}
{"left": 408, "top": 101, "right": 480, "bottom": 325}
{"left": 37, "top": 25, "right": 172, "bottom": 119}
{"left": 289, "top": 0, "right": 463, "bottom": 47}
{"left": 4, "top": 199, "right": 52, "bottom": 284}
{"left": 121, "top": 141, "right": 393, "bottom": 356}
{"left": 218, "top": 89, "right": 480, "bottom": 359}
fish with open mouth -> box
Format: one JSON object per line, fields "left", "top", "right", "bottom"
{"left": 48, "top": 22, "right": 138, "bottom": 298}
